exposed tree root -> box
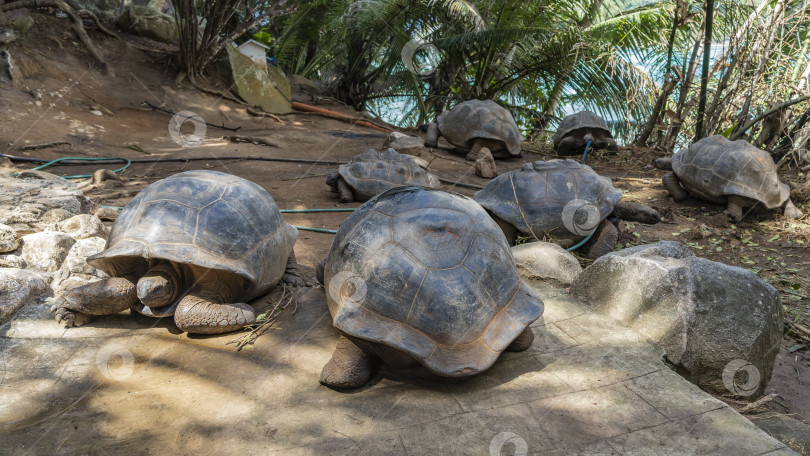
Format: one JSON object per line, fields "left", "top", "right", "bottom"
{"left": 0, "top": 0, "right": 112, "bottom": 75}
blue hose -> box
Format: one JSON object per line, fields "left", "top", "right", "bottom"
{"left": 29, "top": 156, "right": 131, "bottom": 179}
{"left": 566, "top": 230, "right": 596, "bottom": 252}
{"left": 581, "top": 140, "right": 592, "bottom": 164}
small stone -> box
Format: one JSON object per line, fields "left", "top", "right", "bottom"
{"left": 0, "top": 254, "right": 26, "bottom": 268}
{"left": 512, "top": 242, "right": 582, "bottom": 285}
{"left": 20, "top": 232, "right": 76, "bottom": 272}
{"left": 383, "top": 131, "right": 431, "bottom": 157}
{"left": 90, "top": 110, "right": 103, "bottom": 117}
{"left": 10, "top": 15, "right": 34, "bottom": 34}
{"left": 474, "top": 147, "right": 497, "bottom": 179}
{"left": 0, "top": 224, "right": 19, "bottom": 253}
{"left": 93, "top": 206, "right": 120, "bottom": 221}
{"left": 58, "top": 214, "right": 108, "bottom": 240}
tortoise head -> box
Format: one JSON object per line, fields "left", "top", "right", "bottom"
{"left": 326, "top": 172, "right": 340, "bottom": 191}
{"left": 137, "top": 261, "right": 183, "bottom": 308}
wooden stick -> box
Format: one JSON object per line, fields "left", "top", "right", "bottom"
{"left": 290, "top": 102, "right": 392, "bottom": 133}
{"left": 19, "top": 141, "right": 73, "bottom": 151}
{"left": 222, "top": 135, "right": 280, "bottom": 148}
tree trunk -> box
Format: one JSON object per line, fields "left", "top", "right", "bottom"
{"left": 634, "top": 1, "right": 682, "bottom": 146}
{"left": 661, "top": 21, "right": 705, "bottom": 150}
{"left": 694, "top": 0, "right": 714, "bottom": 141}
{"left": 731, "top": 0, "right": 786, "bottom": 137}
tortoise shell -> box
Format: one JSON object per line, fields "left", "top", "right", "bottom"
{"left": 437, "top": 99, "right": 522, "bottom": 156}
{"left": 672, "top": 135, "right": 790, "bottom": 209}
{"left": 322, "top": 187, "right": 543, "bottom": 376}
{"left": 474, "top": 159, "right": 622, "bottom": 242}
{"left": 339, "top": 148, "right": 440, "bottom": 201}
{"left": 88, "top": 170, "right": 297, "bottom": 300}
{"left": 552, "top": 111, "right": 612, "bottom": 149}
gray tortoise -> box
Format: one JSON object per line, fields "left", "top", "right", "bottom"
{"left": 474, "top": 159, "right": 660, "bottom": 259}
{"left": 424, "top": 99, "right": 523, "bottom": 160}
{"left": 326, "top": 148, "right": 440, "bottom": 203}
{"left": 51, "top": 170, "right": 302, "bottom": 334}
{"left": 317, "top": 186, "right": 544, "bottom": 388}
{"left": 654, "top": 135, "right": 803, "bottom": 221}
{"left": 552, "top": 111, "right": 617, "bottom": 156}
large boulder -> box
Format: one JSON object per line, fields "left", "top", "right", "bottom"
{"left": 118, "top": 4, "right": 176, "bottom": 43}
{"left": 20, "top": 232, "right": 76, "bottom": 273}
{"left": 0, "top": 171, "right": 94, "bottom": 233}
{"left": 512, "top": 242, "right": 582, "bottom": 285}
{"left": 64, "top": 0, "right": 121, "bottom": 20}
{"left": 0, "top": 268, "right": 51, "bottom": 324}
{"left": 571, "top": 241, "right": 782, "bottom": 400}
{"left": 57, "top": 214, "right": 108, "bottom": 240}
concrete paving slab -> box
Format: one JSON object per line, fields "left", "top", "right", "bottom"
{"left": 0, "top": 282, "right": 797, "bottom": 455}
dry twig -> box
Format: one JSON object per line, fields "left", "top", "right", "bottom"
{"left": 227, "top": 284, "right": 298, "bottom": 351}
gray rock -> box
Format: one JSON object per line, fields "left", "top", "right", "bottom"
{"left": 0, "top": 171, "right": 94, "bottom": 233}
{"left": 571, "top": 241, "right": 782, "bottom": 399}
{"left": 474, "top": 147, "right": 497, "bottom": 178}
{"left": 383, "top": 131, "right": 430, "bottom": 157}
{"left": 118, "top": 5, "right": 176, "bottom": 43}
{"left": 512, "top": 242, "right": 582, "bottom": 285}
{"left": 65, "top": 0, "right": 123, "bottom": 20}
{"left": 8, "top": 15, "right": 34, "bottom": 34}
{"left": 60, "top": 236, "right": 107, "bottom": 276}
{"left": 0, "top": 29, "right": 19, "bottom": 45}
{"left": 58, "top": 214, "right": 108, "bottom": 240}
{"left": 0, "top": 268, "right": 51, "bottom": 324}
{"left": 20, "top": 232, "right": 76, "bottom": 273}
{"left": 0, "top": 224, "right": 19, "bottom": 253}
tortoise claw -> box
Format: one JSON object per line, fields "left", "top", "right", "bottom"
{"left": 52, "top": 304, "right": 92, "bottom": 327}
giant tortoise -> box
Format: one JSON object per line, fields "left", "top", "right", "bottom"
{"left": 474, "top": 159, "right": 660, "bottom": 259}
{"left": 424, "top": 99, "right": 523, "bottom": 160}
{"left": 654, "top": 135, "right": 803, "bottom": 221}
{"left": 326, "top": 148, "right": 440, "bottom": 203}
{"left": 317, "top": 186, "right": 544, "bottom": 388}
{"left": 552, "top": 111, "right": 617, "bottom": 156}
{"left": 51, "top": 170, "right": 303, "bottom": 334}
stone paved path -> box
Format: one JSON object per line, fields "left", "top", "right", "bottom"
{"left": 0, "top": 278, "right": 797, "bottom": 455}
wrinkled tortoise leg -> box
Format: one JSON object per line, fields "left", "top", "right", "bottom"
{"left": 320, "top": 334, "right": 376, "bottom": 388}
{"left": 724, "top": 195, "right": 747, "bottom": 222}
{"left": 662, "top": 172, "right": 688, "bottom": 202}
{"left": 587, "top": 219, "right": 619, "bottom": 260}
{"left": 315, "top": 257, "right": 327, "bottom": 286}
{"left": 506, "top": 327, "right": 534, "bottom": 352}
{"left": 336, "top": 177, "right": 355, "bottom": 203}
{"left": 465, "top": 139, "right": 485, "bottom": 161}
{"left": 173, "top": 292, "right": 256, "bottom": 334}
{"left": 424, "top": 122, "right": 440, "bottom": 148}
{"left": 51, "top": 276, "right": 139, "bottom": 327}
{"left": 281, "top": 252, "right": 307, "bottom": 287}
{"left": 556, "top": 136, "right": 581, "bottom": 156}
{"left": 784, "top": 199, "right": 803, "bottom": 220}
